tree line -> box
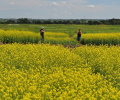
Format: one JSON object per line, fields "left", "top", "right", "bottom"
{"left": 0, "top": 18, "right": 120, "bottom": 25}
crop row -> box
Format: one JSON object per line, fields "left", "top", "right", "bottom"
{"left": 0, "top": 29, "right": 77, "bottom": 45}
{"left": 0, "top": 29, "right": 120, "bottom": 45}
{"left": 81, "top": 33, "right": 120, "bottom": 45}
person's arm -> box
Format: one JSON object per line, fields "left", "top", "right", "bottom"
{"left": 40, "top": 29, "right": 44, "bottom": 33}
{"left": 41, "top": 29, "right": 45, "bottom": 32}
{"left": 80, "top": 31, "right": 82, "bottom": 34}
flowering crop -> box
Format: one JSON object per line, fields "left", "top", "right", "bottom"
{"left": 80, "top": 33, "right": 120, "bottom": 45}
{"left": 1, "top": 29, "right": 120, "bottom": 45}
{"left": 0, "top": 29, "right": 77, "bottom": 45}
{"left": 72, "top": 45, "right": 120, "bottom": 90}
{"left": 0, "top": 29, "right": 40, "bottom": 44}
{"left": 0, "top": 44, "right": 120, "bottom": 99}
{"left": 45, "top": 32, "right": 77, "bottom": 44}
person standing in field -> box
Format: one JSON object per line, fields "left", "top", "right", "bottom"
{"left": 77, "top": 29, "right": 82, "bottom": 43}
{"left": 40, "top": 27, "right": 45, "bottom": 42}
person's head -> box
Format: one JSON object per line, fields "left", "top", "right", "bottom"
{"left": 78, "top": 29, "right": 81, "bottom": 31}
{"left": 42, "top": 27, "right": 44, "bottom": 29}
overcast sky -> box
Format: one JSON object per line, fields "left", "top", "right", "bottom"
{"left": 0, "top": 0, "right": 120, "bottom": 19}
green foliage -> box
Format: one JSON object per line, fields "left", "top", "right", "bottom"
{"left": 1, "top": 18, "right": 120, "bottom": 25}
{"left": 1, "top": 24, "right": 120, "bottom": 36}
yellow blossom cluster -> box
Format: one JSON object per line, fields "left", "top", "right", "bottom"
{"left": 80, "top": 33, "right": 120, "bottom": 45}
{"left": 0, "top": 29, "right": 40, "bottom": 43}
{"left": 45, "top": 32, "right": 77, "bottom": 44}
{"left": 0, "top": 30, "right": 77, "bottom": 45}
{"left": 0, "top": 44, "right": 120, "bottom": 99}
{"left": 1, "top": 29, "right": 120, "bottom": 45}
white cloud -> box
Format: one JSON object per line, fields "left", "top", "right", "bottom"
{"left": 8, "top": 0, "right": 50, "bottom": 7}
{"left": 50, "top": 1, "right": 67, "bottom": 7}
{"left": 10, "top": 2, "right": 15, "bottom": 5}
{"left": 87, "top": 5, "right": 95, "bottom": 8}
{"left": 1, "top": 0, "right": 120, "bottom": 19}
{"left": 51, "top": 2, "right": 58, "bottom": 7}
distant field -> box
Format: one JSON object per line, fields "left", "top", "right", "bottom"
{"left": 1, "top": 24, "right": 120, "bottom": 36}
{"left": 0, "top": 29, "right": 120, "bottom": 45}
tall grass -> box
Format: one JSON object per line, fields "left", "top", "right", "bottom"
{"left": 1, "top": 24, "right": 120, "bottom": 36}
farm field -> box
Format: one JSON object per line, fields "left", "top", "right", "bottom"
{"left": 0, "top": 44, "right": 120, "bottom": 99}
{"left": 0, "top": 24, "right": 120, "bottom": 99}
{"left": 0, "top": 24, "right": 120, "bottom": 45}
{"left": 1, "top": 24, "right": 120, "bottom": 36}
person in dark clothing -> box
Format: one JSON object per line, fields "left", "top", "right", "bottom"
{"left": 77, "top": 29, "right": 82, "bottom": 43}
{"left": 40, "top": 27, "right": 45, "bottom": 42}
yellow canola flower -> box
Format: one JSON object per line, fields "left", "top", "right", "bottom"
{"left": 0, "top": 29, "right": 77, "bottom": 45}
{"left": 0, "top": 44, "right": 120, "bottom": 99}
{"left": 81, "top": 33, "right": 120, "bottom": 45}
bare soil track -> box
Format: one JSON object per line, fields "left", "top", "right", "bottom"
{"left": 0, "top": 42, "right": 83, "bottom": 48}
{"left": 0, "top": 42, "right": 3, "bottom": 45}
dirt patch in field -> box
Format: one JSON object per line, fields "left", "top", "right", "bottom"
{"left": 0, "top": 42, "right": 83, "bottom": 48}
{"left": 63, "top": 44, "right": 83, "bottom": 48}
{"left": 0, "top": 42, "right": 3, "bottom": 45}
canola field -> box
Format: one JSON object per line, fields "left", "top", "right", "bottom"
{"left": 0, "top": 44, "right": 120, "bottom": 99}
{"left": 0, "top": 25, "right": 120, "bottom": 99}
{"left": 0, "top": 29, "right": 120, "bottom": 45}
{"left": 0, "top": 29, "right": 77, "bottom": 45}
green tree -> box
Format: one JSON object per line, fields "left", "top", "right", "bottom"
{"left": 17, "top": 18, "right": 30, "bottom": 24}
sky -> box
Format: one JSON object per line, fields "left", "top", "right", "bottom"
{"left": 0, "top": 0, "right": 120, "bottom": 19}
